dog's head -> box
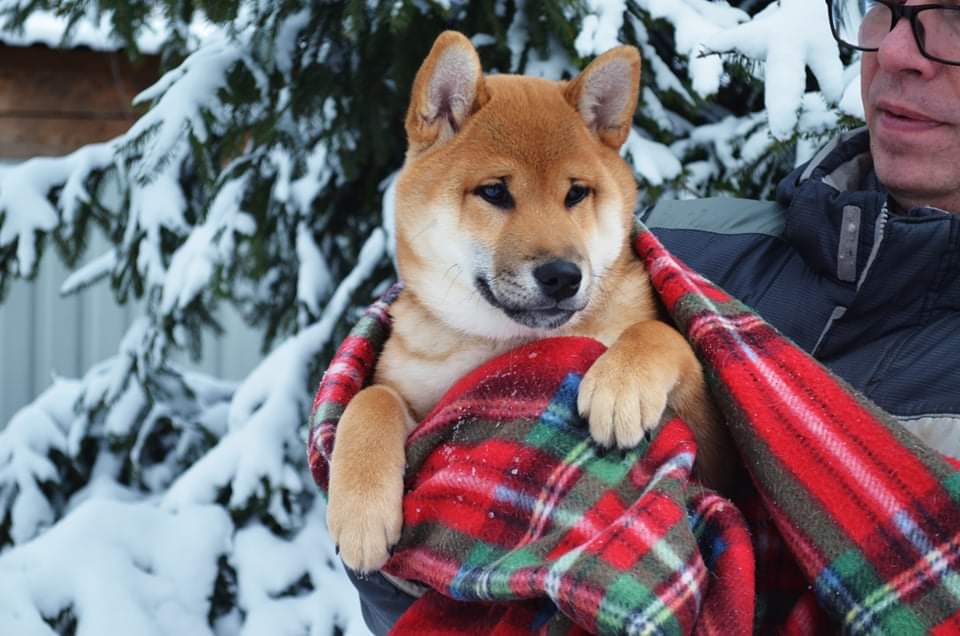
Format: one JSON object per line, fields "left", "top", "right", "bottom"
{"left": 394, "top": 31, "right": 641, "bottom": 340}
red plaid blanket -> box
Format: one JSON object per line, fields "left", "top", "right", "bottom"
{"left": 307, "top": 223, "right": 960, "bottom": 634}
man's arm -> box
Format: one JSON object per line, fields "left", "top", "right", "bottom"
{"left": 345, "top": 570, "right": 417, "bottom": 636}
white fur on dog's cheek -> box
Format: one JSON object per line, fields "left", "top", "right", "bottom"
{"left": 408, "top": 202, "right": 467, "bottom": 283}
{"left": 586, "top": 195, "right": 627, "bottom": 279}
{"left": 408, "top": 203, "right": 544, "bottom": 341}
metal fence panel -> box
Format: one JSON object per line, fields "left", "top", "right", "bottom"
{"left": 0, "top": 228, "right": 263, "bottom": 426}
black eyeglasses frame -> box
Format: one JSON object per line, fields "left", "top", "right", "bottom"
{"left": 826, "top": 0, "right": 960, "bottom": 66}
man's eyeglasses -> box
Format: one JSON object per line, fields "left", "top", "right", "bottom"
{"left": 828, "top": 0, "right": 960, "bottom": 66}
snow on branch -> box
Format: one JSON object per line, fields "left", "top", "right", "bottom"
{"left": 0, "top": 143, "right": 114, "bottom": 276}
{"left": 0, "top": 6, "right": 221, "bottom": 54}
{"left": 633, "top": 0, "right": 749, "bottom": 97}
{"left": 576, "top": 0, "right": 627, "bottom": 57}
{"left": 622, "top": 129, "right": 682, "bottom": 186}
{"left": 230, "top": 227, "right": 386, "bottom": 435}
{"left": 161, "top": 175, "right": 257, "bottom": 315}
{"left": 233, "top": 504, "right": 369, "bottom": 636}
{"left": 130, "top": 38, "right": 247, "bottom": 179}
{"left": 77, "top": 319, "right": 154, "bottom": 418}
{"left": 163, "top": 229, "right": 387, "bottom": 512}
{"left": 60, "top": 249, "right": 117, "bottom": 296}
{"left": 697, "top": 0, "right": 845, "bottom": 139}
{"left": 630, "top": 18, "right": 694, "bottom": 105}
{"left": 0, "top": 379, "right": 81, "bottom": 545}
{"left": 297, "top": 221, "right": 334, "bottom": 323}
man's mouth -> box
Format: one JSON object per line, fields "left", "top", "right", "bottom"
{"left": 875, "top": 101, "right": 945, "bottom": 133}
{"left": 474, "top": 276, "right": 578, "bottom": 329}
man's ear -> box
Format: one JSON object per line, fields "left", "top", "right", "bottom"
{"left": 564, "top": 46, "right": 641, "bottom": 150}
{"left": 405, "top": 31, "right": 487, "bottom": 155}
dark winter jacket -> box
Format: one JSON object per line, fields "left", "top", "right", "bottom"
{"left": 346, "top": 128, "right": 960, "bottom": 633}
{"left": 645, "top": 127, "right": 960, "bottom": 459}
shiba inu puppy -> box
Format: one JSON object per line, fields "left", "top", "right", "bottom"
{"left": 327, "top": 31, "right": 727, "bottom": 573}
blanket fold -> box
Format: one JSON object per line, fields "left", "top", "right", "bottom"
{"left": 308, "top": 221, "right": 960, "bottom": 634}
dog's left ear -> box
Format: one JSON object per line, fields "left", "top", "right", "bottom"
{"left": 564, "top": 46, "right": 641, "bottom": 149}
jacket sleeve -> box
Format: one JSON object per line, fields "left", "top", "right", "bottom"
{"left": 345, "top": 569, "right": 417, "bottom": 636}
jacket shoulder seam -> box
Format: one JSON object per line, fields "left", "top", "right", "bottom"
{"left": 645, "top": 197, "right": 786, "bottom": 238}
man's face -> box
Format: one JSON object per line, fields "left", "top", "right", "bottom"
{"left": 861, "top": 1, "right": 960, "bottom": 213}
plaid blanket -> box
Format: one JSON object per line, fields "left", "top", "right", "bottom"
{"left": 307, "top": 222, "right": 960, "bottom": 634}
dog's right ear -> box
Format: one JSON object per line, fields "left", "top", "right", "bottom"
{"left": 405, "top": 31, "right": 486, "bottom": 155}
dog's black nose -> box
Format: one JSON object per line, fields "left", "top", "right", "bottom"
{"left": 534, "top": 260, "right": 582, "bottom": 301}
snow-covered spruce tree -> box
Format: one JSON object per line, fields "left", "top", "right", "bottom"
{"left": 0, "top": 0, "right": 861, "bottom": 633}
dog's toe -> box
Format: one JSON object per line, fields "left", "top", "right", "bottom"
{"left": 326, "top": 475, "right": 404, "bottom": 573}
{"left": 580, "top": 349, "right": 671, "bottom": 450}
{"left": 329, "top": 501, "right": 402, "bottom": 573}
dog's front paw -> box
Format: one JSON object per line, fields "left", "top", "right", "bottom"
{"left": 326, "top": 475, "right": 404, "bottom": 574}
{"left": 577, "top": 346, "right": 674, "bottom": 449}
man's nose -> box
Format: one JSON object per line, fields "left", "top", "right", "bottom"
{"left": 875, "top": 12, "right": 938, "bottom": 77}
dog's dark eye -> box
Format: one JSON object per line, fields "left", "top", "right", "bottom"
{"left": 565, "top": 184, "right": 591, "bottom": 208}
{"left": 474, "top": 182, "right": 514, "bottom": 210}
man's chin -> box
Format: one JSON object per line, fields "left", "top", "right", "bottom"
{"left": 873, "top": 159, "right": 960, "bottom": 212}
{"left": 870, "top": 146, "right": 956, "bottom": 209}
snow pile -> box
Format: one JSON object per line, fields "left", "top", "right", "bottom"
{"left": 0, "top": 349, "right": 371, "bottom": 635}
{"left": 0, "top": 499, "right": 230, "bottom": 635}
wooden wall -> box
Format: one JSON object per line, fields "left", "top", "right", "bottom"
{"left": 0, "top": 44, "right": 160, "bottom": 158}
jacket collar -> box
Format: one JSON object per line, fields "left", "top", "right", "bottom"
{"left": 776, "top": 128, "right": 960, "bottom": 315}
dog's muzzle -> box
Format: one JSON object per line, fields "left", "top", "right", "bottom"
{"left": 475, "top": 259, "right": 587, "bottom": 329}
